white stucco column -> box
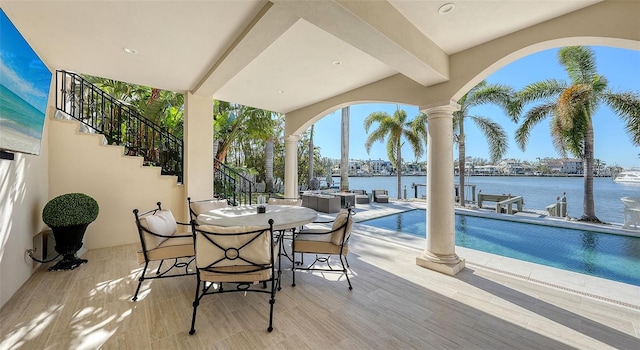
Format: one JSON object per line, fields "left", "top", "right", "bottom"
{"left": 284, "top": 134, "right": 299, "bottom": 198}
{"left": 184, "top": 92, "right": 214, "bottom": 201}
{"left": 416, "top": 100, "right": 465, "bottom": 276}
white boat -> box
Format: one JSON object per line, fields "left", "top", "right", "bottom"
{"left": 614, "top": 170, "right": 640, "bottom": 183}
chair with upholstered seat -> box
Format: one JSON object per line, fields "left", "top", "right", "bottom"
{"left": 187, "top": 197, "right": 229, "bottom": 221}
{"left": 291, "top": 208, "right": 354, "bottom": 290}
{"left": 132, "top": 202, "right": 195, "bottom": 301}
{"left": 189, "top": 220, "right": 278, "bottom": 334}
{"left": 372, "top": 189, "right": 389, "bottom": 203}
{"left": 267, "top": 197, "right": 303, "bottom": 285}
{"left": 352, "top": 189, "right": 370, "bottom": 204}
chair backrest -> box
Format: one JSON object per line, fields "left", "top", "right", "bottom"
{"left": 268, "top": 198, "right": 302, "bottom": 206}
{"left": 134, "top": 202, "right": 178, "bottom": 251}
{"left": 188, "top": 197, "right": 229, "bottom": 220}
{"left": 622, "top": 197, "right": 640, "bottom": 209}
{"left": 192, "top": 220, "right": 275, "bottom": 273}
{"left": 330, "top": 208, "right": 354, "bottom": 245}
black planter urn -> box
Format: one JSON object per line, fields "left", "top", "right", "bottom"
{"left": 48, "top": 223, "right": 89, "bottom": 271}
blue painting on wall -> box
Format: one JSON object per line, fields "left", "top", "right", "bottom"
{"left": 0, "top": 9, "right": 52, "bottom": 156}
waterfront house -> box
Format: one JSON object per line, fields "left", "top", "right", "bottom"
{"left": 1, "top": 1, "right": 638, "bottom": 348}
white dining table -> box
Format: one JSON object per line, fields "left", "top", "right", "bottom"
{"left": 196, "top": 204, "right": 317, "bottom": 231}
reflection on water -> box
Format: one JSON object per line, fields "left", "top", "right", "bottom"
{"left": 395, "top": 214, "right": 403, "bottom": 231}
{"left": 362, "top": 209, "right": 640, "bottom": 286}
{"left": 581, "top": 232, "right": 598, "bottom": 273}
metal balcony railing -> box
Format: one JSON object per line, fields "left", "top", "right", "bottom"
{"left": 55, "top": 70, "right": 183, "bottom": 182}
{"left": 214, "top": 158, "right": 254, "bottom": 206}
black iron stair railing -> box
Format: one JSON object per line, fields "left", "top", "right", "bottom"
{"left": 55, "top": 70, "right": 183, "bottom": 182}
{"left": 214, "top": 158, "right": 254, "bottom": 206}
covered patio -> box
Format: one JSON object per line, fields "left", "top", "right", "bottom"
{"left": 1, "top": 206, "right": 638, "bottom": 348}
{"left": 1, "top": 1, "right": 639, "bottom": 347}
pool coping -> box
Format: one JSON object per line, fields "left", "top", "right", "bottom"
{"left": 347, "top": 200, "right": 640, "bottom": 310}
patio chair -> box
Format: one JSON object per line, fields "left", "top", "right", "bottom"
{"left": 372, "top": 189, "right": 389, "bottom": 203}
{"left": 352, "top": 189, "right": 370, "bottom": 204}
{"left": 132, "top": 202, "right": 195, "bottom": 301}
{"left": 189, "top": 220, "right": 278, "bottom": 334}
{"left": 268, "top": 197, "right": 303, "bottom": 278}
{"left": 622, "top": 197, "right": 640, "bottom": 229}
{"left": 187, "top": 196, "right": 229, "bottom": 221}
{"left": 291, "top": 208, "right": 354, "bottom": 290}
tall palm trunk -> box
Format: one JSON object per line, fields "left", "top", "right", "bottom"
{"left": 458, "top": 118, "right": 466, "bottom": 207}
{"left": 582, "top": 121, "right": 598, "bottom": 221}
{"left": 265, "top": 139, "right": 274, "bottom": 193}
{"left": 396, "top": 142, "right": 402, "bottom": 200}
{"left": 340, "top": 107, "right": 349, "bottom": 191}
{"left": 309, "top": 125, "right": 314, "bottom": 187}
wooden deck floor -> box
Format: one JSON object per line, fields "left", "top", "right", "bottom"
{"left": 1, "top": 228, "right": 639, "bottom": 349}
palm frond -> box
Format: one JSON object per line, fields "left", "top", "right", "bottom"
{"left": 515, "top": 102, "right": 555, "bottom": 150}
{"left": 411, "top": 113, "right": 428, "bottom": 144}
{"left": 518, "top": 80, "right": 566, "bottom": 104}
{"left": 550, "top": 114, "right": 569, "bottom": 157}
{"left": 471, "top": 116, "right": 508, "bottom": 162}
{"left": 364, "top": 127, "right": 389, "bottom": 153}
{"left": 558, "top": 46, "right": 597, "bottom": 85}
{"left": 603, "top": 91, "right": 640, "bottom": 145}
{"left": 363, "top": 112, "right": 391, "bottom": 132}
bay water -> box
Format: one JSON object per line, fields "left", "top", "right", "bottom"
{"left": 337, "top": 175, "right": 640, "bottom": 224}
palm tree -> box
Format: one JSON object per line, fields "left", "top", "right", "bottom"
{"left": 364, "top": 106, "right": 424, "bottom": 200}
{"left": 454, "top": 81, "right": 516, "bottom": 206}
{"left": 340, "top": 107, "right": 350, "bottom": 191}
{"left": 514, "top": 46, "right": 640, "bottom": 222}
{"left": 308, "top": 124, "right": 315, "bottom": 189}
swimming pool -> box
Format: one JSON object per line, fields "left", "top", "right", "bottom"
{"left": 361, "top": 210, "right": 640, "bottom": 286}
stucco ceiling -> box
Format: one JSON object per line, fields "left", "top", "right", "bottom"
{"left": 1, "top": 0, "right": 605, "bottom": 114}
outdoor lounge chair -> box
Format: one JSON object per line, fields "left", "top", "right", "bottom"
{"left": 187, "top": 197, "right": 229, "bottom": 221}
{"left": 291, "top": 208, "right": 354, "bottom": 290}
{"left": 189, "top": 220, "right": 278, "bottom": 333}
{"left": 372, "top": 189, "right": 389, "bottom": 203}
{"left": 132, "top": 202, "right": 195, "bottom": 301}
{"left": 352, "top": 189, "right": 370, "bottom": 204}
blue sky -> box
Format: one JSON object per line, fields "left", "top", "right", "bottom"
{"left": 312, "top": 46, "right": 640, "bottom": 169}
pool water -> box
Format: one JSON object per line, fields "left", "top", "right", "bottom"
{"left": 361, "top": 210, "right": 640, "bottom": 286}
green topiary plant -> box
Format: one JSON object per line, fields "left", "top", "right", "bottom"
{"left": 42, "top": 193, "right": 99, "bottom": 228}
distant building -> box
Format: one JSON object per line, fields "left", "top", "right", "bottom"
{"left": 498, "top": 159, "right": 524, "bottom": 175}
{"left": 560, "top": 158, "right": 583, "bottom": 174}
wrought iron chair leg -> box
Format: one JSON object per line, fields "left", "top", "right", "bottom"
{"left": 189, "top": 278, "right": 201, "bottom": 335}
{"left": 340, "top": 255, "right": 353, "bottom": 290}
{"left": 344, "top": 255, "right": 350, "bottom": 268}
{"left": 155, "top": 260, "right": 164, "bottom": 275}
{"left": 132, "top": 262, "right": 150, "bottom": 301}
{"left": 277, "top": 231, "right": 283, "bottom": 290}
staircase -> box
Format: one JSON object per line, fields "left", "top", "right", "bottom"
{"left": 55, "top": 70, "right": 256, "bottom": 205}
{"left": 214, "top": 158, "right": 255, "bottom": 206}
{"left": 56, "top": 70, "right": 183, "bottom": 182}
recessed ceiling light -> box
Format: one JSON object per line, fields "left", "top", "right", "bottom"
{"left": 277, "top": 90, "right": 285, "bottom": 94}
{"left": 123, "top": 47, "right": 137, "bottom": 54}
{"left": 438, "top": 3, "right": 455, "bottom": 14}
{"left": 332, "top": 60, "right": 342, "bottom": 66}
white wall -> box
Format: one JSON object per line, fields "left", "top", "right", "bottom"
{"left": 47, "top": 118, "right": 186, "bottom": 250}
{"left": 1, "top": 108, "right": 188, "bottom": 309}
{"left": 0, "top": 113, "right": 50, "bottom": 308}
